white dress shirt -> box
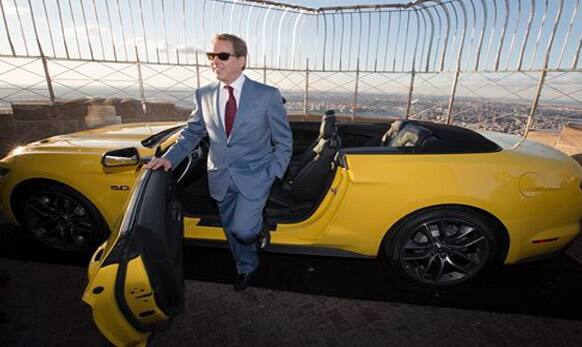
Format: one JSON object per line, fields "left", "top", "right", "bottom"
{"left": 219, "top": 74, "right": 245, "bottom": 130}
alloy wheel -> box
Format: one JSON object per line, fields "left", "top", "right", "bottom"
{"left": 24, "top": 192, "right": 95, "bottom": 251}
{"left": 399, "top": 218, "right": 491, "bottom": 285}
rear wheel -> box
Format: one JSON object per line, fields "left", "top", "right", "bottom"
{"left": 18, "top": 183, "right": 109, "bottom": 252}
{"left": 384, "top": 207, "right": 500, "bottom": 287}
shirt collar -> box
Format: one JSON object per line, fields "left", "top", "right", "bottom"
{"left": 220, "top": 74, "right": 245, "bottom": 93}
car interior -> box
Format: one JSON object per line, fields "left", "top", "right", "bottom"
{"left": 169, "top": 111, "right": 500, "bottom": 227}
{"left": 380, "top": 120, "right": 440, "bottom": 147}
{"left": 171, "top": 110, "right": 382, "bottom": 226}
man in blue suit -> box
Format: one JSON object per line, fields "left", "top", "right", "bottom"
{"left": 146, "top": 34, "right": 292, "bottom": 291}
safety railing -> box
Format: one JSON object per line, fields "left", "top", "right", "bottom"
{"left": 0, "top": 0, "right": 581, "bottom": 135}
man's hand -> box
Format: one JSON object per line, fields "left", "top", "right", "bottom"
{"left": 145, "top": 157, "right": 172, "bottom": 171}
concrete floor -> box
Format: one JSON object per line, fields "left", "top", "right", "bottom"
{"left": 1, "top": 219, "right": 582, "bottom": 346}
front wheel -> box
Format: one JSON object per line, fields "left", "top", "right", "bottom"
{"left": 19, "top": 183, "right": 109, "bottom": 252}
{"left": 384, "top": 207, "right": 501, "bottom": 287}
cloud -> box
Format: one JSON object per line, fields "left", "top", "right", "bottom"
{"left": 126, "top": 38, "right": 171, "bottom": 52}
{"left": 123, "top": 40, "right": 203, "bottom": 55}
{"left": 155, "top": 41, "right": 170, "bottom": 52}
{"left": 176, "top": 44, "right": 204, "bottom": 54}
{"left": 65, "top": 25, "right": 110, "bottom": 38}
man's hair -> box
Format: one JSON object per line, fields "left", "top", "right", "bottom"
{"left": 213, "top": 33, "right": 248, "bottom": 57}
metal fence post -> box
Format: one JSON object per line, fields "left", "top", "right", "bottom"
{"left": 41, "top": 55, "right": 56, "bottom": 104}
{"left": 263, "top": 55, "right": 267, "bottom": 83}
{"left": 304, "top": 58, "right": 309, "bottom": 119}
{"left": 195, "top": 52, "right": 201, "bottom": 89}
{"left": 446, "top": 69, "right": 461, "bottom": 125}
{"left": 26, "top": 0, "right": 55, "bottom": 104}
{"left": 524, "top": 0, "right": 563, "bottom": 138}
{"left": 136, "top": 58, "right": 147, "bottom": 114}
{"left": 523, "top": 69, "right": 547, "bottom": 137}
{"left": 405, "top": 69, "right": 416, "bottom": 119}
{"left": 352, "top": 58, "right": 360, "bottom": 120}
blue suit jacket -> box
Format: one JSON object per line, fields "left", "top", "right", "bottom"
{"left": 163, "top": 77, "right": 293, "bottom": 201}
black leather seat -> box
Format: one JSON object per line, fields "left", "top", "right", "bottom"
{"left": 267, "top": 110, "right": 341, "bottom": 219}
{"left": 286, "top": 110, "right": 341, "bottom": 178}
{"left": 382, "top": 120, "right": 438, "bottom": 148}
{"left": 380, "top": 120, "right": 409, "bottom": 146}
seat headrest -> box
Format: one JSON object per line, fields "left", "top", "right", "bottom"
{"left": 381, "top": 120, "right": 408, "bottom": 145}
{"left": 320, "top": 111, "right": 337, "bottom": 140}
{"left": 389, "top": 123, "right": 434, "bottom": 147}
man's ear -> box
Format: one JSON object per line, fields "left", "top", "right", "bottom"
{"left": 239, "top": 56, "right": 247, "bottom": 70}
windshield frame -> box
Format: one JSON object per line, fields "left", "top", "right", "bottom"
{"left": 140, "top": 124, "right": 185, "bottom": 148}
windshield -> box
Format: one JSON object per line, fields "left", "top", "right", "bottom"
{"left": 141, "top": 125, "right": 185, "bottom": 148}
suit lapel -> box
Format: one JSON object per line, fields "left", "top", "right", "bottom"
{"left": 228, "top": 77, "right": 254, "bottom": 143}
{"left": 209, "top": 82, "right": 227, "bottom": 141}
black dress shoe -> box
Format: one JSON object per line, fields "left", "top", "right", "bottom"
{"left": 256, "top": 226, "right": 271, "bottom": 250}
{"left": 234, "top": 272, "right": 253, "bottom": 292}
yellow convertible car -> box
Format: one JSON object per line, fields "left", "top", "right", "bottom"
{"left": 1, "top": 111, "right": 581, "bottom": 345}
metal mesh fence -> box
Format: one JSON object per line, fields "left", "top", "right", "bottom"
{"left": 0, "top": 0, "right": 581, "bottom": 136}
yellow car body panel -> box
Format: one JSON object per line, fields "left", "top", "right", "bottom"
{"left": 328, "top": 148, "right": 582, "bottom": 262}
{"left": 0, "top": 152, "right": 138, "bottom": 230}
{"left": 82, "top": 262, "right": 149, "bottom": 347}
{"left": 82, "top": 255, "right": 167, "bottom": 347}
{"left": 0, "top": 123, "right": 174, "bottom": 230}
{"left": 183, "top": 140, "right": 581, "bottom": 262}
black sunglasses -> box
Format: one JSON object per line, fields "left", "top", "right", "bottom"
{"left": 206, "top": 52, "right": 237, "bottom": 61}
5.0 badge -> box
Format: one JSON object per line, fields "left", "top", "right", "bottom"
{"left": 110, "top": 185, "right": 129, "bottom": 191}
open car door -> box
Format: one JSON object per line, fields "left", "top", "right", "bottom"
{"left": 82, "top": 169, "right": 184, "bottom": 346}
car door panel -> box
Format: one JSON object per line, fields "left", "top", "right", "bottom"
{"left": 83, "top": 169, "right": 183, "bottom": 346}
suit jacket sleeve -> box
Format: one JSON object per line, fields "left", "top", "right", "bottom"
{"left": 268, "top": 88, "right": 293, "bottom": 179}
{"left": 163, "top": 89, "right": 207, "bottom": 168}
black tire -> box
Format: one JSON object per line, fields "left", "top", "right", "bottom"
{"left": 18, "top": 183, "right": 109, "bottom": 252}
{"left": 384, "top": 207, "right": 500, "bottom": 287}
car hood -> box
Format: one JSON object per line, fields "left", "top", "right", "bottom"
{"left": 8, "top": 122, "right": 183, "bottom": 155}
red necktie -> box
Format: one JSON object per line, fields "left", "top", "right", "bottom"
{"left": 224, "top": 86, "right": 237, "bottom": 138}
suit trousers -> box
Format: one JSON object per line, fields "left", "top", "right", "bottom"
{"left": 216, "top": 171, "right": 270, "bottom": 274}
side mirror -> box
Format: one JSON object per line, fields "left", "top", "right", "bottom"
{"left": 101, "top": 147, "right": 140, "bottom": 167}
